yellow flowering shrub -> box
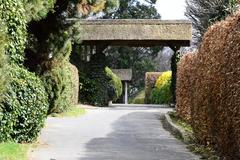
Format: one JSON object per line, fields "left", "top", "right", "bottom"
{"left": 155, "top": 71, "right": 172, "bottom": 89}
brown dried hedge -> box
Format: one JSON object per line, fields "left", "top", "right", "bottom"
{"left": 176, "top": 53, "right": 197, "bottom": 123}
{"left": 176, "top": 12, "right": 240, "bottom": 159}
{"left": 196, "top": 12, "right": 240, "bottom": 159}
{"left": 144, "top": 72, "right": 162, "bottom": 104}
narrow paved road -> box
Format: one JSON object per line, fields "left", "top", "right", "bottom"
{"left": 30, "top": 107, "right": 199, "bottom": 160}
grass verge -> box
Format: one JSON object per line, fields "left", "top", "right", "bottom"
{"left": 51, "top": 105, "right": 86, "bottom": 118}
{"left": 130, "top": 90, "right": 145, "bottom": 104}
{"left": 169, "top": 112, "right": 193, "bottom": 133}
{"left": 0, "top": 142, "right": 31, "bottom": 160}
{"left": 168, "top": 112, "right": 219, "bottom": 160}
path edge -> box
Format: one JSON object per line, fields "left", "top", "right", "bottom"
{"left": 161, "top": 112, "right": 194, "bottom": 144}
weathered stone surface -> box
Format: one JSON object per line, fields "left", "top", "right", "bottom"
{"left": 73, "top": 19, "right": 192, "bottom": 47}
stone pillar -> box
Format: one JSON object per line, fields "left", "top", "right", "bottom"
{"left": 125, "top": 81, "right": 128, "bottom": 104}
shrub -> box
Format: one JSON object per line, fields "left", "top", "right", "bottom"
{"left": 0, "top": 21, "right": 8, "bottom": 102}
{"left": 41, "top": 38, "right": 76, "bottom": 114}
{"left": 69, "top": 64, "right": 79, "bottom": 105}
{"left": 144, "top": 72, "right": 162, "bottom": 104}
{"left": 79, "top": 54, "right": 120, "bottom": 106}
{"left": 131, "top": 90, "right": 145, "bottom": 104}
{"left": 105, "top": 67, "right": 122, "bottom": 101}
{"left": 155, "top": 71, "right": 172, "bottom": 89}
{"left": 42, "top": 62, "right": 74, "bottom": 114}
{"left": 0, "top": 65, "right": 48, "bottom": 143}
{"left": 150, "top": 78, "right": 172, "bottom": 104}
{"left": 79, "top": 54, "right": 110, "bottom": 106}
{"left": 0, "top": 0, "right": 27, "bottom": 65}
{"left": 176, "top": 53, "right": 197, "bottom": 123}
{"left": 79, "top": 72, "right": 98, "bottom": 105}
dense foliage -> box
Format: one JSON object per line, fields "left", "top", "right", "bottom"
{"left": 150, "top": 71, "right": 172, "bottom": 104}
{"left": 155, "top": 71, "right": 172, "bottom": 89}
{"left": 102, "top": 0, "right": 160, "bottom": 19}
{"left": 69, "top": 64, "right": 79, "bottom": 105}
{"left": 42, "top": 62, "right": 74, "bottom": 114}
{"left": 24, "top": 0, "right": 56, "bottom": 22}
{"left": 0, "top": 22, "right": 8, "bottom": 102}
{"left": 105, "top": 67, "right": 122, "bottom": 102}
{"left": 79, "top": 54, "right": 119, "bottom": 106}
{"left": 176, "top": 53, "right": 197, "bottom": 123}
{"left": 0, "top": 66, "right": 48, "bottom": 143}
{"left": 185, "top": 0, "right": 238, "bottom": 45}
{"left": 0, "top": 0, "right": 27, "bottom": 65}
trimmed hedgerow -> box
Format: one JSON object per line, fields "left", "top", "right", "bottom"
{"left": 105, "top": 67, "right": 122, "bottom": 102}
{"left": 150, "top": 71, "right": 172, "bottom": 104}
{"left": 0, "top": 0, "right": 27, "bottom": 65}
{"left": 144, "top": 72, "right": 162, "bottom": 104}
{"left": 176, "top": 53, "right": 197, "bottom": 123}
{"left": 191, "top": 12, "right": 240, "bottom": 158}
{"left": 176, "top": 12, "right": 240, "bottom": 159}
{"left": 0, "top": 65, "right": 48, "bottom": 143}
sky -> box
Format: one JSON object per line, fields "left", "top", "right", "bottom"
{"left": 155, "top": 0, "right": 187, "bottom": 20}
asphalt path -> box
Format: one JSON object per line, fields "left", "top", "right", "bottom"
{"left": 30, "top": 106, "right": 199, "bottom": 160}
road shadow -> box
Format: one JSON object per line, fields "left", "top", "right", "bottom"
{"left": 79, "top": 111, "right": 198, "bottom": 160}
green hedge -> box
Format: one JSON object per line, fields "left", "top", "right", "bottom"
{"left": 0, "top": 65, "right": 48, "bottom": 143}
{"left": 105, "top": 67, "right": 122, "bottom": 101}
{"left": 42, "top": 62, "right": 74, "bottom": 114}
{"left": 150, "top": 72, "right": 173, "bottom": 104}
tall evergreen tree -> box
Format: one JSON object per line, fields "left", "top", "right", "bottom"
{"left": 25, "top": 0, "right": 119, "bottom": 72}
